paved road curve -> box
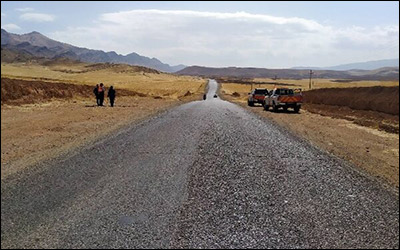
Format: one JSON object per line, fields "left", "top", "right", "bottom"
{"left": 1, "top": 80, "right": 398, "bottom": 248}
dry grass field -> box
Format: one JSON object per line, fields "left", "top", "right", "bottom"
{"left": 1, "top": 62, "right": 205, "bottom": 99}
{"left": 253, "top": 77, "right": 399, "bottom": 89}
{"left": 221, "top": 78, "right": 399, "bottom": 102}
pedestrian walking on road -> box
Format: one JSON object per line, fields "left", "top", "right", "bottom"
{"left": 93, "top": 84, "right": 100, "bottom": 106}
{"left": 98, "top": 83, "right": 105, "bottom": 106}
{"left": 108, "top": 86, "right": 116, "bottom": 107}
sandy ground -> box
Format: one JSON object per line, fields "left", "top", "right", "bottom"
{"left": 1, "top": 95, "right": 199, "bottom": 179}
{"left": 221, "top": 94, "right": 399, "bottom": 189}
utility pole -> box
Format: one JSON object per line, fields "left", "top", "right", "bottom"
{"left": 309, "top": 70, "right": 314, "bottom": 90}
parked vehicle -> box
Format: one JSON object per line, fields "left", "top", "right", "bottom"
{"left": 264, "top": 88, "right": 303, "bottom": 113}
{"left": 248, "top": 88, "right": 269, "bottom": 106}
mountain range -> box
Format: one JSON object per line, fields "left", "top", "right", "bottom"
{"left": 1, "top": 29, "right": 185, "bottom": 73}
{"left": 1, "top": 29, "right": 399, "bottom": 80}
{"left": 292, "top": 59, "right": 399, "bottom": 71}
{"left": 177, "top": 66, "right": 399, "bottom": 81}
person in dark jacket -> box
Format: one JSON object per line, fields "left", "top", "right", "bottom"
{"left": 98, "top": 83, "right": 105, "bottom": 106}
{"left": 107, "top": 86, "right": 116, "bottom": 107}
{"left": 93, "top": 84, "right": 99, "bottom": 106}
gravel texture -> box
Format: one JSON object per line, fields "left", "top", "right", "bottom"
{"left": 1, "top": 80, "right": 398, "bottom": 248}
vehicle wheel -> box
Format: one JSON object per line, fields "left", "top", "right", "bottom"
{"left": 294, "top": 105, "right": 301, "bottom": 113}
{"left": 248, "top": 101, "right": 254, "bottom": 107}
{"left": 264, "top": 104, "right": 269, "bottom": 111}
{"left": 273, "top": 103, "right": 279, "bottom": 112}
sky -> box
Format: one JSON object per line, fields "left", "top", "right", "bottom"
{"left": 1, "top": 1, "right": 399, "bottom": 68}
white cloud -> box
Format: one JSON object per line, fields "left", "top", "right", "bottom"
{"left": 50, "top": 9, "right": 399, "bottom": 68}
{"left": 20, "top": 12, "right": 55, "bottom": 22}
{"left": 1, "top": 23, "right": 21, "bottom": 31}
{"left": 16, "top": 7, "right": 34, "bottom": 12}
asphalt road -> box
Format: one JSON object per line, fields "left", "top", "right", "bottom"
{"left": 1, "top": 80, "right": 399, "bottom": 248}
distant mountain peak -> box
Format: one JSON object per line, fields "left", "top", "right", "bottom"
{"left": 27, "top": 31, "right": 42, "bottom": 35}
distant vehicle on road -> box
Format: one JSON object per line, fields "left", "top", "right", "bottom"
{"left": 213, "top": 94, "right": 218, "bottom": 98}
{"left": 248, "top": 88, "right": 269, "bottom": 106}
{"left": 264, "top": 88, "right": 303, "bottom": 113}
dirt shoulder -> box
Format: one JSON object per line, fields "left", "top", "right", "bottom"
{"left": 303, "top": 103, "right": 399, "bottom": 134}
{"left": 1, "top": 94, "right": 202, "bottom": 180}
{"left": 221, "top": 94, "right": 399, "bottom": 190}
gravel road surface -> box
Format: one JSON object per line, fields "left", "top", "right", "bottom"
{"left": 1, "top": 80, "right": 398, "bottom": 248}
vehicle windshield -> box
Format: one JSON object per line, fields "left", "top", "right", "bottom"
{"left": 254, "top": 89, "right": 268, "bottom": 95}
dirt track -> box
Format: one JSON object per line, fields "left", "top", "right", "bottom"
{"left": 304, "top": 103, "right": 399, "bottom": 134}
